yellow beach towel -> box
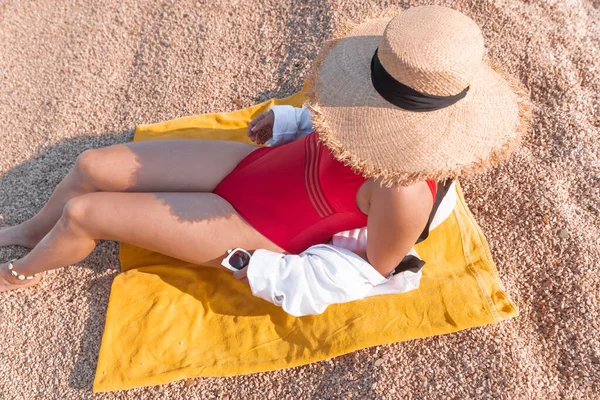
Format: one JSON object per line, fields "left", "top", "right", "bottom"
{"left": 93, "top": 90, "right": 518, "bottom": 392}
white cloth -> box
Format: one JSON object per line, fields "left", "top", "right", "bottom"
{"left": 245, "top": 105, "right": 457, "bottom": 316}
{"left": 247, "top": 245, "right": 390, "bottom": 317}
{"left": 265, "top": 104, "right": 314, "bottom": 146}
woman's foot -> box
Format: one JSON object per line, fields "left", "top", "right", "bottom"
{"left": 0, "top": 261, "right": 43, "bottom": 292}
{"left": 0, "top": 225, "right": 41, "bottom": 248}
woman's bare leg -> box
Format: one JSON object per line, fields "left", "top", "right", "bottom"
{"left": 0, "top": 190, "right": 286, "bottom": 291}
{"left": 0, "top": 139, "right": 259, "bottom": 248}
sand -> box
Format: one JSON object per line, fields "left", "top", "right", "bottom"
{"left": 0, "top": 0, "right": 598, "bottom": 398}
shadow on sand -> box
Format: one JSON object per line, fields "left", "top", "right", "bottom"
{"left": 0, "top": 0, "right": 336, "bottom": 391}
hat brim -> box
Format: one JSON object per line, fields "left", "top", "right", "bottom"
{"left": 306, "top": 17, "right": 528, "bottom": 187}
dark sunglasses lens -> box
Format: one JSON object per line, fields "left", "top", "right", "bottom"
{"left": 229, "top": 251, "right": 250, "bottom": 270}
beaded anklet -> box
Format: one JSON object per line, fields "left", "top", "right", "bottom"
{"left": 6, "top": 258, "right": 39, "bottom": 280}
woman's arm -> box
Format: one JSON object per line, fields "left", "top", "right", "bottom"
{"left": 365, "top": 181, "right": 434, "bottom": 277}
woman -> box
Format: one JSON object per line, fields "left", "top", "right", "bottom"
{"left": 0, "top": 6, "right": 530, "bottom": 305}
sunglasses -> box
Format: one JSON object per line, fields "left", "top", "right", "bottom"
{"left": 221, "top": 248, "right": 252, "bottom": 272}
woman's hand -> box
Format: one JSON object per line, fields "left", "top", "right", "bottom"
{"left": 231, "top": 248, "right": 259, "bottom": 286}
{"left": 233, "top": 266, "right": 249, "bottom": 285}
{"left": 247, "top": 110, "right": 274, "bottom": 144}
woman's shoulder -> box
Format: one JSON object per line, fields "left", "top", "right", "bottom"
{"left": 370, "top": 178, "right": 435, "bottom": 205}
{"left": 359, "top": 178, "right": 435, "bottom": 218}
{"left": 367, "top": 178, "right": 435, "bottom": 225}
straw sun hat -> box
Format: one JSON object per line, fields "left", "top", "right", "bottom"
{"left": 304, "top": 5, "right": 532, "bottom": 187}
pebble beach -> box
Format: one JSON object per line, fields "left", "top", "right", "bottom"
{"left": 1, "top": 0, "right": 599, "bottom": 398}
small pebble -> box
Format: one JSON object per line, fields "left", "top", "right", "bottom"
{"left": 557, "top": 229, "right": 569, "bottom": 238}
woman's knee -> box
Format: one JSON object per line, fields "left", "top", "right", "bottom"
{"left": 73, "top": 149, "right": 102, "bottom": 187}
{"left": 74, "top": 146, "right": 127, "bottom": 191}
{"left": 59, "top": 195, "right": 93, "bottom": 230}
{"left": 57, "top": 197, "right": 100, "bottom": 245}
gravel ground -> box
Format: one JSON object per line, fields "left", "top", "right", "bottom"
{"left": 1, "top": 0, "right": 599, "bottom": 398}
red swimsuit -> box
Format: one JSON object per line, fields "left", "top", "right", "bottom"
{"left": 213, "top": 131, "right": 437, "bottom": 254}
